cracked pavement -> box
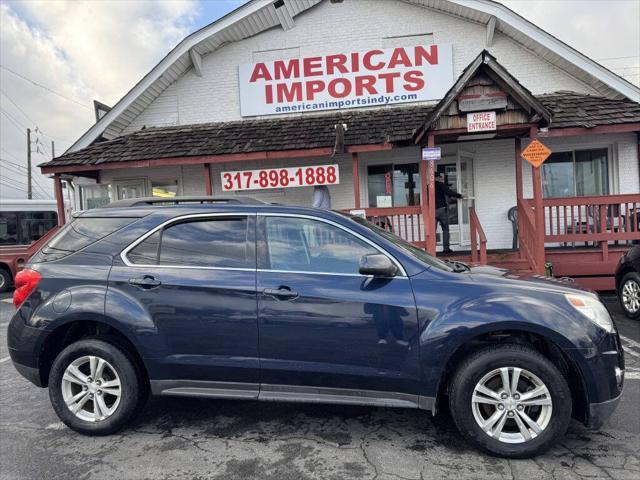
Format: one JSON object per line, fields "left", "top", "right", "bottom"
{"left": 1, "top": 293, "right": 638, "bottom": 480}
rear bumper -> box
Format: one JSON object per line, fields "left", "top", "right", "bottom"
{"left": 587, "top": 391, "right": 623, "bottom": 429}
{"left": 10, "top": 359, "right": 44, "bottom": 387}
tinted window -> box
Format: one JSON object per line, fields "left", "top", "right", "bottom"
{"left": 32, "top": 217, "right": 134, "bottom": 262}
{"left": 0, "top": 211, "right": 57, "bottom": 245}
{"left": 0, "top": 212, "right": 18, "bottom": 245}
{"left": 127, "top": 231, "right": 160, "bottom": 265}
{"left": 265, "top": 217, "right": 378, "bottom": 274}
{"left": 128, "top": 217, "right": 252, "bottom": 268}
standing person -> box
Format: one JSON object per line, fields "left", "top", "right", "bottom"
{"left": 312, "top": 185, "right": 332, "bottom": 209}
{"left": 435, "top": 172, "right": 463, "bottom": 254}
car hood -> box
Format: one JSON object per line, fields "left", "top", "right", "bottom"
{"left": 466, "top": 264, "right": 595, "bottom": 296}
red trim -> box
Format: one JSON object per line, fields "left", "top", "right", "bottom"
{"left": 539, "top": 123, "right": 640, "bottom": 137}
{"left": 352, "top": 152, "right": 360, "bottom": 209}
{"left": 204, "top": 163, "right": 213, "bottom": 195}
{"left": 40, "top": 143, "right": 394, "bottom": 175}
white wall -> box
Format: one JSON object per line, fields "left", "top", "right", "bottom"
{"left": 123, "top": 0, "right": 599, "bottom": 133}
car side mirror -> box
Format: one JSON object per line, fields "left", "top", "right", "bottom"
{"left": 359, "top": 253, "right": 397, "bottom": 277}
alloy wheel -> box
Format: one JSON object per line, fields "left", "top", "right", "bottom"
{"left": 622, "top": 279, "right": 640, "bottom": 314}
{"left": 61, "top": 355, "right": 122, "bottom": 422}
{"left": 471, "top": 367, "right": 553, "bottom": 444}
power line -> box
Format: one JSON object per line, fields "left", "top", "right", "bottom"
{"left": 0, "top": 88, "right": 36, "bottom": 125}
{"left": 0, "top": 64, "right": 92, "bottom": 111}
{"left": 0, "top": 164, "right": 50, "bottom": 198}
{"left": 0, "top": 110, "right": 28, "bottom": 137}
{"left": 1, "top": 158, "right": 54, "bottom": 199}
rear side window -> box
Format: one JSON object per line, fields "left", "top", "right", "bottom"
{"left": 32, "top": 217, "right": 134, "bottom": 262}
{"left": 127, "top": 217, "right": 253, "bottom": 269}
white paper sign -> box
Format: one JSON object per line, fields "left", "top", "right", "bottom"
{"left": 467, "top": 111, "right": 497, "bottom": 132}
{"left": 239, "top": 44, "right": 454, "bottom": 116}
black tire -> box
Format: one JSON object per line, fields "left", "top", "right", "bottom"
{"left": 0, "top": 267, "right": 11, "bottom": 293}
{"left": 449, "top": 344, "right": 572, "bottom": 458}
{"left": 618, "top": 272, "right": 640, "bottom": 320}
{"left": 48, "top": 339, "right": 141, "bottom": 435}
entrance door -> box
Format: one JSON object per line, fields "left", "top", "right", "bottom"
{"left": 116, "top": 179, "right": 147, "bottom": 200}
{"left": 457, "top": 151, "right": 476, "bottom": 246}
{"left": 256, "top": 214, "right": 421, "bottom": 398}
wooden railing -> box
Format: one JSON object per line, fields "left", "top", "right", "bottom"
{"left": 469, "top": 207, "right": 487, "bottom": 264}
{"left": 518, "top": 198, "right": 544, "bottom": 273}
{"left": 349, "top": 206, "right": 428, "bottom": 248}
{"left": 541, "top": 194, "right": 640, "bottom": 245}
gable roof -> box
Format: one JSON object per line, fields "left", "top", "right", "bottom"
{"left": 414, "top": 50, "right": 551, "bottom": 141}
{"left": 41, "top": 92, "right": 640, "bottom": 172}
{"left": 67, "top": 0, "right": 640, "bottom": 154}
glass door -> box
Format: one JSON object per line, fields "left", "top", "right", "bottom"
{"left": 436, "top": 159, "right": 460, "bottom": 246}
{"left": 457, "top": 151, "right": 475, "bottom": 246}
{"left": 116, "top": 179, "right": 147, "bottom": 200}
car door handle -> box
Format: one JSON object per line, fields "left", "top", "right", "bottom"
{"left": 128, "top": 275, "right": 161, "bottom": 290}
{"left": 263, "top": 287, "right": 298, "bottom": 300}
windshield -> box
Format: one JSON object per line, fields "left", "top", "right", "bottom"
{"left": 340, "top": 213, "right": 453, "bottom": 272}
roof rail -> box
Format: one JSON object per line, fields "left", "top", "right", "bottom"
{"left": 103, "top": 196, "right": 266, "bottom": 208}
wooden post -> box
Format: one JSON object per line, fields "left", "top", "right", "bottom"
{"left": 427, "top": 135, "right": 437, "bottom": 254}
{"left": 352, "top": 152, "right": 360, "bottom": 209}
{"left": 204, "top": 163, "right": 213, "bottom": 195}
{"left": 530, "top": 127, "right": 545, "bottom": 274}
{"left": 53, "top": 174, "right": 66, "bottom": 226}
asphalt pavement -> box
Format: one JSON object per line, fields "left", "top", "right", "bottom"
{"left": 0, "top": 291, "right": 638, "bottom": 480}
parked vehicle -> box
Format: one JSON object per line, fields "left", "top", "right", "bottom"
{"left": 0, "top": 200, "right": 59, "bottom": 292}
{"left": 615, "top": 245, "right": 640, "bottom": 320}
{"left": 8, "top": 197, "right": 625, "bottom": 458}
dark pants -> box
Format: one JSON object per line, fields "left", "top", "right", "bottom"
{"left": 436, "top": 207, "right": 450, "bottom": 250}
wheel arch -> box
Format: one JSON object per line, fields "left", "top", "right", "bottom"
{"left": 434, "top": 328, "right": 589, "bottom": 424}
{"left": 38, "top": 318, "right": 150, "bottom": 389}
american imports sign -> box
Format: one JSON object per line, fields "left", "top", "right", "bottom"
{"left": 238, "top": 44, "right": 454, "bottom": 116}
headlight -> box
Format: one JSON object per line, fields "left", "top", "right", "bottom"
{"left": 565, "top": 294, "right": 614, "bottom": 333}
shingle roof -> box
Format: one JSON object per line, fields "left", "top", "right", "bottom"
{"left": 538, "top": 91, "right": 640, "bottom": 128}
{"left": 41, "top": 92, "right": 639, "bottom": 169}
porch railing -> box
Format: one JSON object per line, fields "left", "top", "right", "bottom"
{"left": 541, "top": 194, "right": 640, "bottom": 246}
{"left": 349, "top": 206, "right": 427, "bottom": 248}
{"left": 469, "top": 207, "right": 487, "bottom": 264}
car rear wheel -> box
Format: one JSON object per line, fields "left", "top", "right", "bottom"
{"left": 0, "top": 267, "right": 11, "bottom": 293}
{"left": 619, "top": 272, "right": 640, "bottom": 320}
{"left": 48, "top": 339, "right": 141, "bottom": 435}
{"left": 449, "top": 344, "right": 571, "bottom": 458}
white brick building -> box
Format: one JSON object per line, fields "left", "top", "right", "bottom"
{"left": 41, "top": 0, "right": 640, "bottom": 289}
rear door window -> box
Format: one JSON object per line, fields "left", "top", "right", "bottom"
{"left": 127, "top": 217, "right": 254, "bottom": 269}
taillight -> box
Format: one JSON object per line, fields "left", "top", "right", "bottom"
{"left": 13, "top": 268, "right": 42, "bottom": 308}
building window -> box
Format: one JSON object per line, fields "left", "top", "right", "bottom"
{"left": 80, "top": 184, "right": 112, "bottom": 209}
{"left": 541, "top": 148, "right": 609, "bottom": 198}
{"left": 367, "top": 163, "right": 420, "bottom": 208}
{"left": 152, "top": 179, "right": 179, "bottom": 197}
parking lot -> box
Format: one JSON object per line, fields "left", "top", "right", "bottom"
{"left": 0, "top": 292, "right": 638, "bottom": 480}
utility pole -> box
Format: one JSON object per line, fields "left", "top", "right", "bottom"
{"left": 51, "top": 140, "right": 55, "bottom": 158}
{"left": 26, "top": 127, "right": 32, "bottom": 199}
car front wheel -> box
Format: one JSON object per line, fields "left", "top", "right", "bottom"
{"left": 619, "top": 272, "right": 640, "bottom": 320}
{"left": 449, "top": 344, "right": 572, "bottom": 458}
{"left": 48, "top": 339, "right": 141, "bottom": 435}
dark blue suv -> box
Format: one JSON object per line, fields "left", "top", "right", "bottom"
{"left": 8, "top": 197, "right": 624, "bottom": 458}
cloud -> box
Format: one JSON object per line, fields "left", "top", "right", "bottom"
{"left": 1, "top": 0, "right": 198, "bottom": 199}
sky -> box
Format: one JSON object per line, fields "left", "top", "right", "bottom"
{"left": 1, "top": 0, "right": 639, "bottom": 200}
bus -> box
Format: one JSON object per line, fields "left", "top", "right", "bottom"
{"left": 0, "top": 200, "right": 60, "bottom": 292}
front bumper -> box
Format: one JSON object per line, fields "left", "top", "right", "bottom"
{"left": 587, "top": 391, "right": 623, "bottom": 429}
